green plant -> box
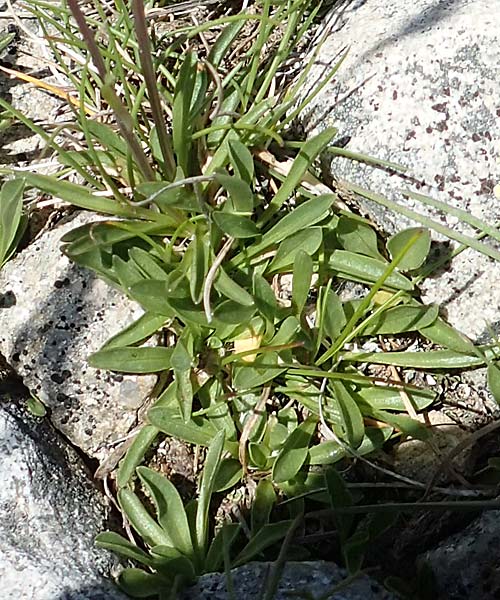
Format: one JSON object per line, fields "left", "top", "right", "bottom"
{"left": 3, "top": 0, "right": 500, "bottom": 597}
{"left": 97, "top": 430, "right": 295, "bottom": 598}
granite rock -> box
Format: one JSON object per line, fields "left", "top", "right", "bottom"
{"left": 305, "top": 0, "right": 500, "bottom": 341}
{"left": 0, "top": 212, "right": 156, "bottom": 458}
{"left": 182, "top": 561, "right": 396, "bottom": 599}
{"left": 423, "top": 507, "right": 500, "bottom": 599}
{"left": 0, "top": 390, "right": 127, "bottom": 600}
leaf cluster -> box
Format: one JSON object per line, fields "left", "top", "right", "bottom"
{"left": 3, "top": 0, "right": 500, "bottom": 597}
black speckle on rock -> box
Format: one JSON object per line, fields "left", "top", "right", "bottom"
{"left": 472, "top": 132, "right": 481, "bottom": 142}
{"left": 478, "top": 179, "right": 495, "bottom": 195}
{"left": 56, "top": 393, "right": 75, "bottom": 409}
{"left": 432, "top": 102, "right": 448, "bottom": 112}
{"left": 51, "top": 373, "right": 64, "bottom": 384}
{"left": 0, "top": 290, "right": 16, "bottom": 308}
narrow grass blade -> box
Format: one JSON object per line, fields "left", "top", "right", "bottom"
{"left": 259, "top": 128, "right": 337, "bottom": 225}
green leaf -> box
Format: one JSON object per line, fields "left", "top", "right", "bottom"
{"left": 341, "top": 348, "right": 488, "bottom": 369}
{"left": 187, "top": 225, "right": 209, "bottom": 304}
{"left": 325, "top": 468, "right": 353, "bottom": 542}
{"left": 149, "top": 545, "right": 196, "bottom": 582}
{"left": 213, "top": 299, "right": 256, "bottom": 324}
{"left": 268, "top": 421, "right": 288, "bottom": 451}
{"left": 137, "top": 467, "right": 194, "bottom": 557}
{"left": 419, "top": 317, "right": 476, "bottom": 354}
{"left": 309, "top": 427, "right": 392, "bottom": 465}
{"left": 149, "top": 408, "right": 239, "bottom": 457}
{"left": 61, "top": 220, "right": 166, "bottom": 252}
{"left": 113, "top": 255, "right": 146, "bottom": 291}
{"left": 118, "top": 488, "right": 172, "bottom": 547}
{"left": 204, "top": 523, "right": 240, "bottom": 572}
{"left": 228, "top": 138, "right": 254, "bottom": 185}
{"left": 292, "top": 250, "right": 313, "bottom": 316}
{"left": 118, "top": 568, "right": 166, "bottom": 598}
{"left": 233, "top": 520, "right": 293, "bottom": 567}
{"left": 171, "top": 336, "right": 193, "bottom": 372}
{"left": 357, "top": 385, "right": 435, "bottom": 412}
{"left": 175, "top": 368, "right": 194, "bottom": 423}
{"left": 135, "top": 182, "right": 200, "bottom": 211}
{"left": 232, "top": 352, "right": 287, "bottom": 390}
{"left": 117, "top": 426, "right": 159, "bottom": 488}
{"left": 196, "top": 430, "right": 225, "bottom": 555}
{"left": 322, "top": 289, "right": 347, "bottom": 341}
{"left": 214, "top": 267, "right": 255, "bottom": 306}
{"left": 169, "top": 296, "right": 210, "bottom": 326}
{"left": 173, "top": 51, "right": 197, "bottom": 173}
{"left": 272, "top": 416, "right": 316, "bottom": 484}
{"left": 129, "top": 247, "right": 169, "bottom": 280}
{"left": 26, "top": 395, "right": 47, "bottom": 418}
{"left": 87, "top": 120, "right": 128, "bottom": 157}
{"left": 387, "top": 227, "right": 431, "bottom": 271}
{"left": 128, "top": 280, "right": 173, "bottom": 316}
{"left": 251, "top": 479, "right": 276, "bottom": 535}
{"left": 248, "top": 442, "right": 269, "bottom": 469}
{"left": 267, "top": 227, "right": 322, "bottom": 273}
{"left": 88, "top": 346, "right": 173, "bottom": 373}
{"left": 208, "top": 19, "right": 245, "bottom": 67}
{"left": 270, "top": 315, "right": 301, "bottom": 345}
{"left": 213, "top": 458, "right": 243, "bottom": 492}
{"left": 331, "top": 381, "right": 365, "bottom": 448}
{"left": 250, "top": 195, "right": 334, "bottom": 260}
{"left": 343, "top": 528, "right": 369, "bottom": 574}
{"left": 360, "top": 304, "right": 439, "bottom": 336}
{"left": 335, "top": 215, "right": 383, "bottom": 260}
{"left": 149, "top": 407, "right": 215, "bottom": 445}
{"left": 96, "top": 532, "right": 154, "bottom": 567}
{"left": 215, "top": 172, "right": 254, "bottom": 213}
{"left": 371, "top": 409, "right": 430, "bottom": 441}
{"left": 213, "top": 212, "right": 259, "bottom": 238}
{"left": 0, "top": 178, "right": 24, "bottom": 267}
{"left": 488, "top": 363, "right": 500, "bottom": 404}
{"left": 329, "top": 250, "right": 413, "bottom": 291}
{"left": 260, "top": 127, "right": 338, "bottom": 223}
{"left": 199, "top": 377, "right": 237, "bottom": 440}
{"left": 253, "top": 274, "right": 278, "bottom": 323}
{"left": 102, "top": 313, "right": 167, "bottom": 350}
{"left": 22, "top": 172, "right": 163, "bottom": 220}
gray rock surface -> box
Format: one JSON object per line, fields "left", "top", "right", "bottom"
{"left": 0, "top": 390, "right": 127, "bottom": 600}
{"left": 0, "top": 212, "right": 156, "bottom": 458}
{"left": 423, "top": 507, "right": 500, "bottom": 599}
{"left": 306, "top": 0, "right": 500, "bottom": 341}
{"left": 182, "top": 561, "right": 395, "bottom": 599}
{"left": 0, "top": 5, "right": 63, "bottom": 165}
